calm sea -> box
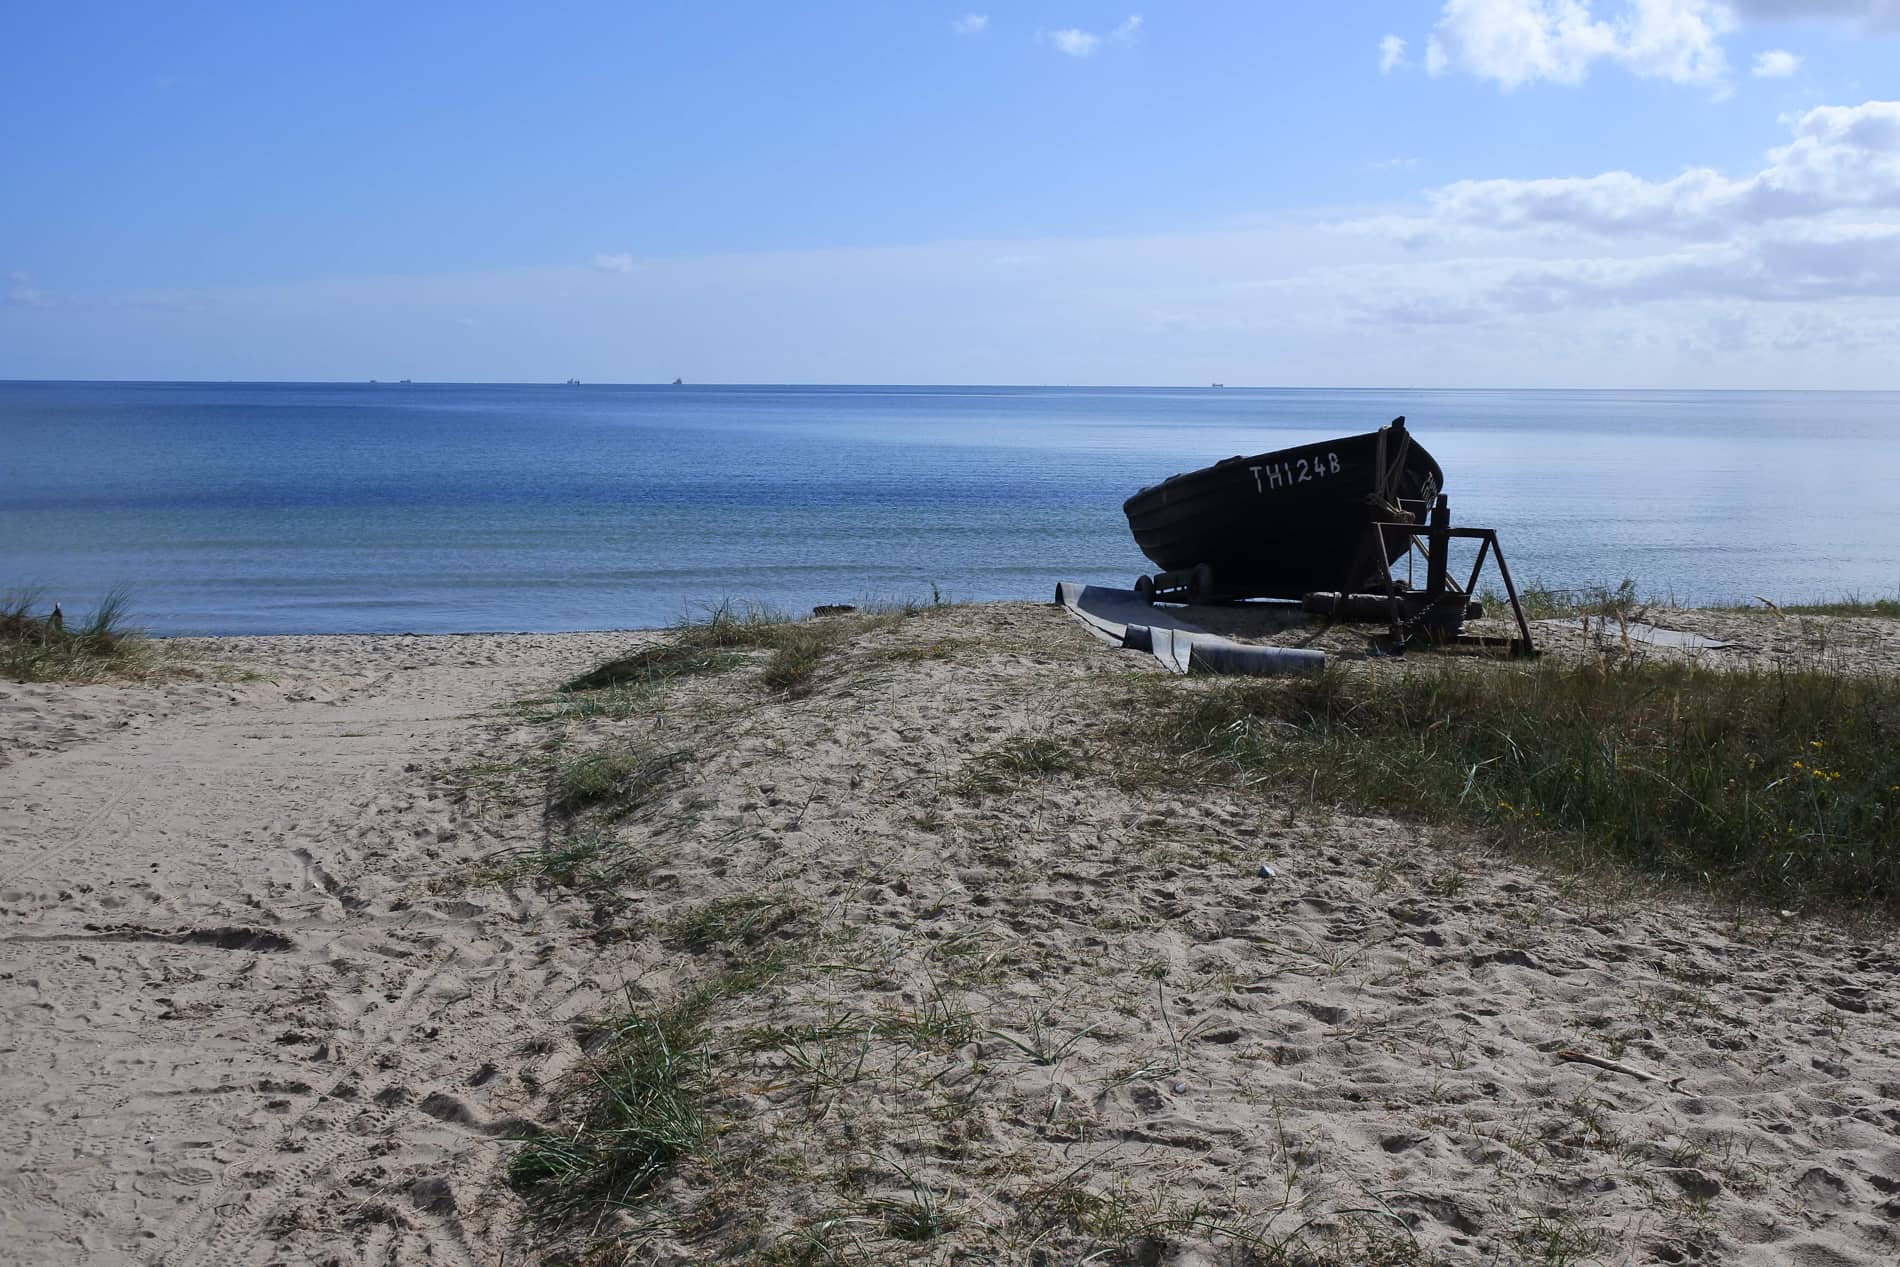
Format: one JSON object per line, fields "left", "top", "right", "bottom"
{"left": 2, "top": 381, "right": 1896, "bottom": 635}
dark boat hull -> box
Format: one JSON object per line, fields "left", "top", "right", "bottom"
{"left": 1121, "top": 419, "right": 1443, "bottom": 600}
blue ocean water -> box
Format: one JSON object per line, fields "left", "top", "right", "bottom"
{"left": 2, "top": 381, "right": 1896, "bottom": 635}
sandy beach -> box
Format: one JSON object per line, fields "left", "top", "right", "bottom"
{"left": 4, "top": 603, "right": 1899, "bottom": 1266}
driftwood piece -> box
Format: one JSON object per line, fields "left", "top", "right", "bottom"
{"left": 1555, "top": 1047, "right": 1687, "bottom": 1090}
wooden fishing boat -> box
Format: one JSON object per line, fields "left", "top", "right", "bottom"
{"left": 1123, "top": 416, "right": 1442, "bottom": 602}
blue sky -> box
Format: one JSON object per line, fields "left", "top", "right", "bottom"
{"left": 5, "top": 1, "right": 1899, "bottom": 386}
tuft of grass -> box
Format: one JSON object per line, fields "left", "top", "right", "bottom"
{"left": 560, "top": 644, "right": 740, "bottom": 692}
{"left": 2, "top": 587, "right": 153, "bottom": 682}
{"left": 863, "top": 1163, "right": 956, "bottom": 1242}
{"left": 551, "top": 743, "right": 687, "bottom": 817}
{"left": 1150, "top": 658, "right": 1900, "bottom": 913}
{"left": 669, "top": 894, "right": 804, "bottom": 952}
{"left": 508, "top": 955, "right": 804, "bottom": 1231}
{"left": 562, "top": 602, "right": 868, "bottom": 702}
{"left": 758, "top": 625, "right": 834, "bottom": 696}
{"left": 484, "top": 827, "right": 652, "bottom": 893}
{"left": 954, "top": 735, "right": 1083, "bottom": 797}
{"left": 1481, "top": 578, "right": 1641, "bottom": 622}
{"left": 507, "top": 996, "right": 712, "bottom": 1225}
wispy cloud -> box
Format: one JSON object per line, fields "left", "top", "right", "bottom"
{"left": 5, "top": 271, "right": 51, "bottom": 307}
{"left": 592, "top": 252, "right": 638, "bottom": 274}
{"left": 1752, "top": 48, "right": 1802, "bottom": 76}
{"left": 1379, "top": 33, "right": 1407, "bottom": 72}
{"left": 1392, "top": 100, "right": 1900, "bottom": 239}
{"left": 1045, "top": 28, "right": 1101, "bottom": 57}
{"left": 1040, "top": 13, "right": 1141, "bottom": 58}
{"left": 951, "top": 13, "right": 988, "bottom": 36}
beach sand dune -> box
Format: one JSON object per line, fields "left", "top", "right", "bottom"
{"left": 2, "top": 606, "right": 1898, "bottom": 1265}
{"left": 0, "top": 632, "right": 636, "bottom": 1266}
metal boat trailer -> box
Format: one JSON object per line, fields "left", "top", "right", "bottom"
{"left": 1132, "top": 494, "right": 1536, "bottom": 656}
{"left": 1340, "top": 493, "right": 1536, "bottom": 656}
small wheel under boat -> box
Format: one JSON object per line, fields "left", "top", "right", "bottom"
{"left": 1134, "top": 575, "right": 1156, "bottom": 604}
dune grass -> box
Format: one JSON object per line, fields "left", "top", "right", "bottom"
{"left": 1152, "top": 657, "right": 1900, "bottom": 914}
{"left": 507, "top": 924, "right": 803, "bottom": 1231}
{"left": 507, "top": 993, "right": 714, "bottom": 1225}
{"left": 1, "top": 588, "right": 153, "bottom": 682}
{"left": 954, "top": 735, "right": 1086, "bottom": 798}
{"left": 556, "top": 602, "right": 811, "bottom": 692}
{"left": 1764, "top": 596, "right": 1900, "bottom": 618}
{"left": 484, "top": 827, "right": 654, "bottom": 894}
{"left": 551, "top": 743, "right": 687, "bottom": 818}
{"left": 561, "top": 596, "right": 952, "bottom": 702}
{"left": 1479, "top": 578, "right": 1643, "bottom": 622}
{"left": 559, "top": 644, "right": 741, "bottom": 693}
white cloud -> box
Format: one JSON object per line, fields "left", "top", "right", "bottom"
{"left": 1324, "top": 97, "right": 1900, "bottom": 367}
{"left": 592, "top": 252, "right": 638, "bottom": 274}
{"left": 1752, "top": 47, "right": 1801, "bottom": 74}
{"left": 1406, "top": 100, "right": 1900, "bottom": 237}
{"left": 1379, "top": 33, "right": 1408, "bottom": 71}
{"left": 1041, "top": 14, "right": 1141, "bottom": 58}
{"left": 1423, "top": 0, "right": 1734, "bottom": 89}
{"left": 951, "top": 13, "right": 988, "bottom": 36}
{"left": 1045, "top": 28, "right": 1100, "bottom": 57}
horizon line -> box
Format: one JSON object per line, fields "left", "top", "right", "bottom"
{"left": 3, "top": 378, "right": 1895, "bottom": 394}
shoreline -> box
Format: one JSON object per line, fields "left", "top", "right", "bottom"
{"left": 121, "top": 591, "right": 1899, "bottom": 643}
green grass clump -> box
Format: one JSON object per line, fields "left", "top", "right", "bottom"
{"left": 669, "top": 894, "right": 804, "bottom": 952}
{"left": 507, "top": 998, "right": 712, "bottom": 1224}
{"left": 551, "top": 743, "right": 686, "bottom": 817}
{"left": 1157, "top": 659, "right": 1900, "bottom": 912}
{"left": 955, "top": 736, "right": 1084, "bottom": 797}
{"left": 485, "top": 828, "right": 651, "bottom": 893}
{"left": 758, "top": 625, "right": 833, "bottom": 696}
{"left": 560, "top": 644, "right": 740, "bottom": 692}
{"left": 508, "top": 956, "right": 801, "bottom": 1230}
{"left": 2, "top": 588, "right": 149, "bottom": 682}
{"left": 563, "top": 602, "right": 865, "bottom": 701}
{"left": 1482, "top": 578, "right": 1641, "bottom": 622}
